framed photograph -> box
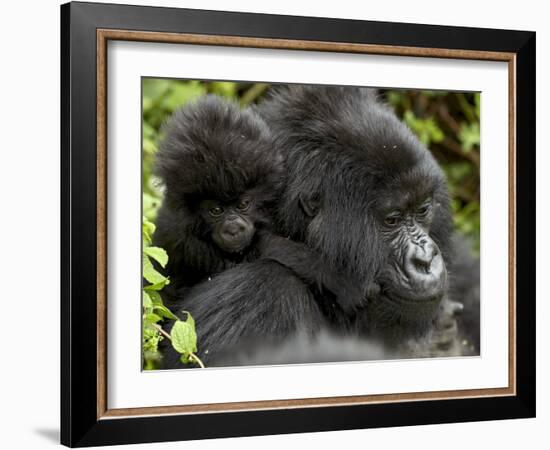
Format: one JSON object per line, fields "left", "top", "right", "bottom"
{"left": 61, "top": 1, "right": 535, "bottom": 447}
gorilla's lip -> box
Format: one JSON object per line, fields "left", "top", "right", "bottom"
{"left": 378, "top": 284, "right": 443, "bottom": 306}
{"left": 220, "top": 242, "right": 249, "bottom": 253}
{"left": 218, "top": 236, "right": 253, "bottom": 253}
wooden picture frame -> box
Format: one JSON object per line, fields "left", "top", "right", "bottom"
{"left": 61, "top": 2, "right": 535, "bottom": 447}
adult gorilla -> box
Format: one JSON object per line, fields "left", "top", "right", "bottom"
{"left": 164, "top": 86, "right": 461, "bottom": 368}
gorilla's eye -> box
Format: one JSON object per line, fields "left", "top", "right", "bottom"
{"left": 237, "top": 199, "right": 250, "bottom": 211}
{"left": 416, "top": 204, "right": 431, "bottom": 217}
{"left": 209, "top": 206, "right": 224, "bottom": 217}
{"left": 384, "top": 213, "right": 401, "bottom": 226}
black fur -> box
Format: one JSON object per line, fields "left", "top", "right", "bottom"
{"left": 162, "top": 260, "right": 326, "bottom": 367}
{"left": 153, "top": 96, "right": 282, "bottom": 289}
{"left": 161, "top": 86, "right": 477, "bottom": 368}
{"left": 154, "top": 96, "right": 361, "bottom": 306}
{"left": 153, "top": 94, "right": 366, "bottom": 357}
{"left": 259, "top": 86, "right": 454, "bottom": 342}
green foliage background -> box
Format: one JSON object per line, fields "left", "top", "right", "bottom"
{"left": 142, "top": 79, "right": 481, "bottom": 368}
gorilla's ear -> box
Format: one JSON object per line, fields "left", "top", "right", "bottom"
{"left": 299, "top": 192, "right": 321, "bottom": 217}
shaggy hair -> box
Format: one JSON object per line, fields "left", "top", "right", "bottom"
{"left": 153, "top": 96, "right": 284, "bottom": 288}
{"left": 258, "top": 86, "right": 453, "bottom": 338}
{"left": 156, "top": 95, "right": 283, "bottom": 205}
{"left": 154, "top": 95, "right": 361, "bottom": 315}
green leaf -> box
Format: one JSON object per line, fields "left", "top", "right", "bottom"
{"left": 147, "top": 290, "right": 163, "bottom": 305}
{"left": 143, "top": 277, "right": 170, "bottom": 291}
{"left": 144, "top": 246, "right": 169, "bottom": 268}
{"left": 142, "top": 326, "right": 162, "bottom": 354}
{"left": 142, "top": 217, "right": 156, "bottom": 245}
{"left": 142, "top": 291, "right": 153, "bottom": 308}
{"left": 170, "top": 314, "right": 197, "bottom": 355}
{"left": 154, "top": 304, "right": 178, "bottom": 320}
{"left": 144, "top": 313, "right": 162, "bottom": 323}
{"left": 143, "top": 254, "right": 168, "bottom": 285}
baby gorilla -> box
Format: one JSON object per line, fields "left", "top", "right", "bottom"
{"left": 153, "top": 95, "right": 362, "bottom": 312}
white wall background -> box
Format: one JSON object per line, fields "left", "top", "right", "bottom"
{"left": 0, "top": 1, "right": 545, "bottom": 449}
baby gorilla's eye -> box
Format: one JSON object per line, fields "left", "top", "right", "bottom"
{"left": 209, "top": 206, "right": 224, "bottom": 217}
{"left": 237, "top": 199, "right": 250, "bottom": 211}
{"left": 384, "top": 213, "right": 401, "bottom": 226}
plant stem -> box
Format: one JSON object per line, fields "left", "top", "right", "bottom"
{"left": 153, "top": 323, "right": 171, "bottom": 340}
{"left": 189, "top": 353, "right": 206, "bottom": 369}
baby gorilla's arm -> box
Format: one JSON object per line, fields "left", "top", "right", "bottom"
{"left": 257, "top": 232, "right": 365, "bottom": 314}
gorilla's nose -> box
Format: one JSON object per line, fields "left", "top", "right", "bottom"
{"left": 222, "top": 222, "right": 245, "bottom": 238}
{"left": 404, "top": 240, "right": 446, "bottom": 295}
{"left": 411, "top": 241, "right": 438, "bottom": 274}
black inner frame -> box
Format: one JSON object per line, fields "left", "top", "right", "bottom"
{"left": 61, "top": 2, "right": 536, "bottom": 447}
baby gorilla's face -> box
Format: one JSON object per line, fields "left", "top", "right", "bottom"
{"left": 199, "top": 197, "right": 255, "bottom": 253}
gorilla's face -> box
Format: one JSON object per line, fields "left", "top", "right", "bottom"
{"left": 199, "top": 197, "right": 255, "bottom": 253}
{"left": 374, "top": 192, "right": 448, "bottom": 321}
{"left": 297, "top": 156, "right": 452, "bottom": 335}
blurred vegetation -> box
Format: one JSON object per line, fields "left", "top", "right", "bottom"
{"left": 384, "top": 89, "right": 480, "bottom": 252}
{"left": 142, "top": 80, "right": 481, "bottom": 368}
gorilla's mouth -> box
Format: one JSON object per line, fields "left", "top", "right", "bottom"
{"left": 377, "top": 283, "right": 443, "bottom": 308}
{"left": 375, "top": 257, "right": 448, "bottom": 306}
{"left": 372, "top": 285, "right": 443, "bottom": 326}
{"left": 384, "top": 291, "right": 442, "bottom": 306}
{"left": 213, "top": 229, "right": 254, "bottom": 254}
{"left": 389, "top": 285, "right": 442, "bottom": 303}
{"left": 218, "top": 238, "right": 252, "bottom": 253}
{"left": 364, "top": 283, "right": 443, "bottom": 332}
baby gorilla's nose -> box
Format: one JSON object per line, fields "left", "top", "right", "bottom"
{"left": 213, "top": 216, "right": 253, "bottom": 253}
{"left": 222, "top": 221, "right": 245, "bottom": 238}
